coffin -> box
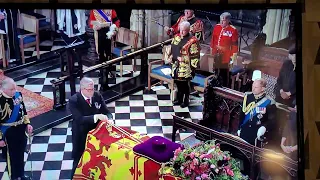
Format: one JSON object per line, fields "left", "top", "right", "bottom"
{"left": 73, "top": 121, "right": 181, "bottom": 180}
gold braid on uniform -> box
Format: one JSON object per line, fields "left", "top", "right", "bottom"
{"left": 0, "top": 103, "right": 12, "bottom": 121}
{"left": 23, "top": 115, "right": 30, "bottom": 124}
{"left": 0, "top": 102, "right": 11, "bottom": 140}
{"left": 242, "top": 93, "right": 255, "bottom": 115}
{"left": 189, "top": 41, "right": 200, "bottom": 69}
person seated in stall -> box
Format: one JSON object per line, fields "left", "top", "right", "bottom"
{"left": 68, "top": 77, "right": 114, "bottom": 178}
{"left": 238, "top": 78, "right": 277, "bottom": 147}
{"left": 210, "top": 12, "right": 239, "bottom": 87}
{"left": 167, "top": 21, "right": 200, "bottom": 108}
{"left": 164, "top": 10, "right": 204, "bottom": 42}
{"left": 0, "top": 9, "right": 21, "bottom": 64}
{"left": 89, "top": 9, "right": 120, "bottom": 91}
{"left": 281, "top": 99, "right": 298, "bottom": 160}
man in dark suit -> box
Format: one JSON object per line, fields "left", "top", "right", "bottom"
{"left": 68, "top": 77, "right": 113, "bottom": 178}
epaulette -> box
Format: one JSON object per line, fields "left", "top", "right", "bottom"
{"left": 230, "top": 25, "right": 237, "bottom": 29}
{"left": 244, "top": 92, "right": 253, "bottom": 96}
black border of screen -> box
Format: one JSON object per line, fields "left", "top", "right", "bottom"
{"left": 0, "top": 3, "right": 304, "bottom": 180}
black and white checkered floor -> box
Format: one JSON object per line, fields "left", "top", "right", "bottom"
{"left": 15, "top": 65, "right": 141, "bottom": 100}
{"left": 0, "top": 88, "right": 203, "bottom": 180}
{"left": 14, "top": 50, "right": 162, "bottom": 100}
{"left": 8, "top": 39, "right": 66, "bottom": 63}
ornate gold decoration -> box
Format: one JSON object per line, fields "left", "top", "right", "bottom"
{"left": 190, "top": 44, "right": 199, "bottom": 54}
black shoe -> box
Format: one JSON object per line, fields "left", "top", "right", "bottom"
{"left": 180, "top": 102, "right": 189, "bottom": 108}
{"left": 180, "top": 94, "right": 189, "bottom": 108}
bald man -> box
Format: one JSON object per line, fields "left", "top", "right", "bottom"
{"left": 238, "top": 78, "right": 277, "bottom": 147}
{"left": 68, "top": 77, "right": 113, "bottom": 178}
{"left": 169, "top": 21, "right": 200, "bottom": 108}
{"left": 0, "top": 78, "right": 32, "bottom": 180}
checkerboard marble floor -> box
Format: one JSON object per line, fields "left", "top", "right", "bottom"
{"left": 14, "top": 53, "right": 162, "bottom": 101}
{"left": 8, "top": 39, "right": 66, "bottom": 63}
{"left": 0, "top": 88, "right": 203, "bottom": 180}
{"left": 15, "top": 66, "right": 141, "bottom": 100}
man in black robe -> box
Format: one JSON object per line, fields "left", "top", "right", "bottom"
{"left": 68, "top": 77, "right": 113, "bottom": 178}
{"left": 274, "top": 45, "right": 296, "bottom": 144}
{"left": 274, "top": 45, "right": 296, "bottom": 107}
{"left": 0, "top": 9, "right": 21, "bottom": 64}
{"left": 238, "top": 78, "right": 277, "bottom": 147}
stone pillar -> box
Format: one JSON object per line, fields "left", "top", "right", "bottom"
{"left": 83, "top": 10, "right": 99, "bottom": 66}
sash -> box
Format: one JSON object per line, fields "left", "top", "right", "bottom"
{"left": 0, "top": 92, "right": 22, "bottom": 139}
{"left": 241, "top": 97, "right": 271, "bottom": 127}
{"left": 95, "top": 10, "right": 111, "bottom": 23}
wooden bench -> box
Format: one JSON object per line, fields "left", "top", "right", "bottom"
{"left": 147, "top": 44, "right": 216, "bottom": 94}
{"left": 112, "top": 27, "right": 139, "bottom": 77}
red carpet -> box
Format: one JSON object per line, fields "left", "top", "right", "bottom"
{"left": 17, "top": 86, "right": 53, "bottom": 119}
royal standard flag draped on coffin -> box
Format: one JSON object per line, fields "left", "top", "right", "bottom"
{"left": 73, "top": 121, "right": 175, "bottom": 180}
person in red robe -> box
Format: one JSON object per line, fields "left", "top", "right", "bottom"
{"left": 164, "top": 10, "right": 204, "bottom": 42}
{"left": 210, "top": 12, "right": 239, "bottom": 87}
{"left": 89, "top": 9, "right": 120, "bottom": 91}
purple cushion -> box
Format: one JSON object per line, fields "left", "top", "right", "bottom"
{"left": 133, "top": 136, "right": 184, "bottom": 163}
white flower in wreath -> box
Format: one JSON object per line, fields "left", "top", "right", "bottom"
{"left": 94, "top": 102, "right": 101, "bottom": 109}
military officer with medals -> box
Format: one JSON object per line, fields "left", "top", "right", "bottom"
{"left": 0, "top": 78, "right": 33, "bottom": 180}
{"left": 168, "top": 21, "right": 200, "bottom": 108}
{"left": 164, "top": 10, "right": 204, "bottom": 42}
{"left": 238, "top": 78, "right": 277, "bottom": 147}
{"left": 89, "top": 9, "right": 120, "bottom": 91}
{"left": 210, "top": 12, "right": 239, "bottom": 87}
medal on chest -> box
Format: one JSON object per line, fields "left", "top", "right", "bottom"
{"left": 222, "top": 30, "right": 232, "bottom": 37}
{"left": 256, "top": 107, "right": 265, "bottom": 125}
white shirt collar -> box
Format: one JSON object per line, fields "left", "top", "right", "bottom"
{"left": 81, "top": 92, "right": 91, "bottom": 103}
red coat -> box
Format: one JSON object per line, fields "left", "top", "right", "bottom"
{"left": 168, "top": 15, "right": 204, "bottom": 41}
{"left": 89, "top": 9, "right": 120, "bottom": 29}
{"left": 210, "top": 24, "right": 239, "bottom": 64}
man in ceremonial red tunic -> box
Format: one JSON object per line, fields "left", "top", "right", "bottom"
{"left": 210, "top": 12, "right": 239, "bottom": 87}
{"left": 165, "top": 10, "right": 204, "bottom": 42}
{"left": 89, "top": 9, "right": 120, "bottom": 91}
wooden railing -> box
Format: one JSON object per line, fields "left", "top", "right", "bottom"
{"left": 50, "top": 38, "right": 172, "bottom": 110}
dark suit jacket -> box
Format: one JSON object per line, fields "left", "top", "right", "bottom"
{"left": 68, "top": 91, "right": 113, "bottom": 159}
{"left": 274, "top": 59, "right": 296, "bottom": 107}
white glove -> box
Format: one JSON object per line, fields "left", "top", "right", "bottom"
{"left": 106, "top": 24, "right": 117, "bottom": 39}
{"left": 257, "top": 126, "right": 266, "bottom": 141}
{"left": 237, "top": 130, "right": 241, "bottom": 136}
{"left": 94, "top": 114, "right": 108, "bottom": 123}
{"left": 106, "top": 31, "right": 114, "bottom": 39}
